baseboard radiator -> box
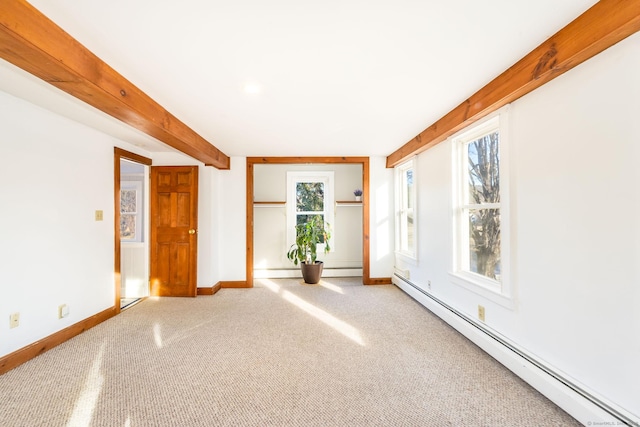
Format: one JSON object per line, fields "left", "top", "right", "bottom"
{"left": 393, "top": 274, "right": 637, "bottom": 427}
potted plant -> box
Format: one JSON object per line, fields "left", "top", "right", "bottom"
{"left": 286, "top": 216, "right": 331, "bottom": 284}
{"left": 353, "top": 189, "right": 362, "bottom": 201}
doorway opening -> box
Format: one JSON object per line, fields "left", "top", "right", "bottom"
{"left": 114, "top": 148, "right": 152, "bottom": 312}
{"left": 247, "top": 157, "right": 390, "bottom": 287}
{"left": 119, "top": 160, "right": 148, "bottom": 308}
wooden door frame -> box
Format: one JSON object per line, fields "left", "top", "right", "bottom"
{"left": 246, "top": 156, "right": 391, "bottom": 287}
{"left": 114, "top": 148, "right": 152, "bottom": 313}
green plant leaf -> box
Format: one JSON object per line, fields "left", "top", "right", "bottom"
{"left": 286, "top": 216, "right": 331, "bottom": 265}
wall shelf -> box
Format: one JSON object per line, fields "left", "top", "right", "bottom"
{"left": 255, "top": 200, "right": 362, "bottom": 208}
{"left": 253, "top": 201, "right": 286, "bottom": 208}
{"left": 336, "top": 200, "right": 363, "bottom": 206}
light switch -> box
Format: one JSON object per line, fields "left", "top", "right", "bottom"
{"left": 95, "top": 210, "right": 103, "bottom": 221}
{"left": 9, "top": 312, "right": 19, "bottom": 328}
{"left": 58, "top": 304, "right": 69, "bottom": 319}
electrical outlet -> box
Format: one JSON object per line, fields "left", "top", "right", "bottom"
{"left": 478, "top": 305, "right": 486, "bottom": 322}
{"left": 9, "top": 312, "right": 20, "bottom": 329}
{"left": 58, "top": 304, "right": 69, "bottom": 319}
{"left": 95, "top": 210, "right": 103, "bottom": 221}
{"left": 427, "top": 280, "right": 431, "bottom": 290}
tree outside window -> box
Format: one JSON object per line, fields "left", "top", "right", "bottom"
{"left": 454, "top": 115, "right": 503, "bottom": 285}
{"left": 465, "top": 132, "right": 501, "bottom": 280}
{"left": 120, "top": 180, "right": 143, "bottom": 242}
{"left": 296, "top": 182, "right": 326, "bottom": 243}
{"left": 287, "top": 171, "right": 334, "bottom": 251}
{"left": 452, "top": 111, "right": 512, "bottom": 302}
{"left": 120, "top": 189, "right": 137, "bottom": 240}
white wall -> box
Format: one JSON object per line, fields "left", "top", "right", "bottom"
{"left": 0, "top": 88, "right": 232, "bottom": 358}
{"left": 395, "top": 32, "right": 640, "bottom": 421}
{"left": 218, "top": 157, "right": 247, "bottom": 281}
{"left": 369, "top": 156, "right": 394, "bottom": 278}
{"left": 0, "top": 91, "right": 149, "bottom": 357}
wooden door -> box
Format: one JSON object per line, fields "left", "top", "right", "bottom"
{"left": 150, "top": 166, "right": 198, "bottom": 297}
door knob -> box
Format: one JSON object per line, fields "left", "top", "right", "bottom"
{"left": 188, "top": 229, "right": 196, "bottom": 235}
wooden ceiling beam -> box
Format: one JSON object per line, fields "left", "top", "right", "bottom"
{"left": 386, "top": 0, "right": 640, "bottom": 168}
{"left": 0, "top": 0, "right": 230, "bottom": 169}
{"left": 248, "top": 156, "right": 369, "bottom": 164}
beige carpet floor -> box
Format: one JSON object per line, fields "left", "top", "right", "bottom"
{"left": 0, "top": 278, "right": 580, "bottom": 426}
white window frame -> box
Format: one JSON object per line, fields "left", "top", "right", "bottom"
{"left": 395, "top": 158, "right": 417, "bottom": 261}
{"left": 450, "top": 108, "right": 513, "bottom": 307}
{"left": 286, "top": 171, "right": 335, "bottom": 252}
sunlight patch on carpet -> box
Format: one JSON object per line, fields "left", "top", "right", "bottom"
{"left": 153, "top": 323, "right": 163, "bottom": 348}
{"left": 66, "top": 344, "right": 105, "bottom": 427}
{"left": 260, "top": 279, "right": 364, "bottom": 346}
{"left": 318, "top": 280, "right": 345, "bottom": 294}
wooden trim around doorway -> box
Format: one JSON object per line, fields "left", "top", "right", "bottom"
{"left": 197, "top": 282, "right": 223, "bottom": 295}
{"left": 246, "top": 157, "right": 390, "bottom": 287}
{"left": 197, "top": 281, "right": 249, "bottom": 294}
{"left": 221, "top": 281, "right": 250, "bottom": 288}
{"left": 114, "top": 148, "right": 152, "bottom": 312}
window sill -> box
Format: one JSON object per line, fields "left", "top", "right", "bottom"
{"left": 448, "top": 271, "right": 514, "bottom": 309}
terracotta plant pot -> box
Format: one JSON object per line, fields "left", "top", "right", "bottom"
{"left": 300, "top": 261, "right": 323, "bottom": 284}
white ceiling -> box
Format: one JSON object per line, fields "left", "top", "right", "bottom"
{"left": 2, "top": 0, "right": 598, "bottom": 159}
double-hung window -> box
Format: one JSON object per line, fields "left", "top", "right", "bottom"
{"left": 287, "top": 171, "right": 334, "bottom": 250}
{"left": 395, "top": 158, "right": 417, "bottom": 259}
{"left": 452, "top": 111, "right": 511, "bottom": 300}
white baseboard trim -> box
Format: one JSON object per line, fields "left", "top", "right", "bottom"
{"left": 254, "top": 268, "right": 363, "bottom": 279}
{"left": 393, "top": 275, "right": 638, "bottom": 427}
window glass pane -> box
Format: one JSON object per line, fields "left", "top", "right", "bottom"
{"left": 406, "top": 209, "right": 414, "bottom": 251}
{"left": 468, "top": 208, "right": 501, "bottom": 281}
{"left": 396, "top": 162, "right": 416, "bottom": 257}
{"left": 467, "top": 132, "right": 500, "bottom": 205}
{"left": 405, "top": 169, "right": 413, "bottom": 209}
{"left": 120, "top": 214, "right": 136, "bottom": 240}
{"left": 296, "top": 214, "right": 326, "bottom": 243}
{"left": 400, "top": 209, "right": 414, "bottom": 253}
{"left": 120, "top": 190, "right": 137, "bottom": 213}
{"left": 296, "top": 182, "right": 324, "bottom": 212}
{"left": 405, "top": 168, "right": 414, "bottom": 253}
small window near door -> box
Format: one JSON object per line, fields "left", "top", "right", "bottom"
{"left": 120, "top": 181, "right": 143, "bottom": 242}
